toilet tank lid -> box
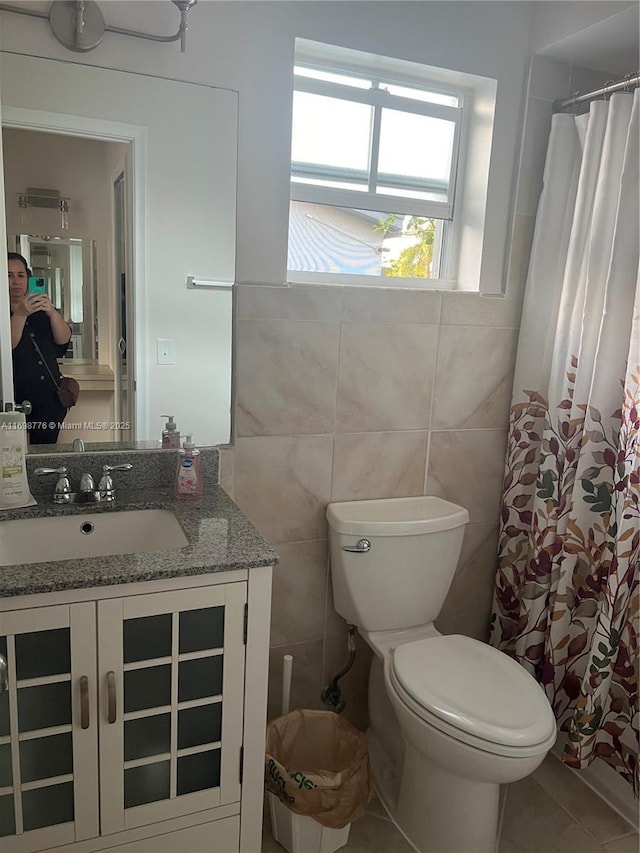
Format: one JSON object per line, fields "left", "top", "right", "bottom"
{"left": 326, "top": 496, "right": 469, "bottom": 536}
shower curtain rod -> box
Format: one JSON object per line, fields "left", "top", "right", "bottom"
{"left": 553, "top": 71, "right": 640, "bottom": 112}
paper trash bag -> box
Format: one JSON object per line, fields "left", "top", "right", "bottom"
{"left": 265, "top": 708, "right": 372, "bottom": 829}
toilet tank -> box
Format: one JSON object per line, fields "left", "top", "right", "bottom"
{"left": 326, "top": 496, "right": 469, "bottom": 632}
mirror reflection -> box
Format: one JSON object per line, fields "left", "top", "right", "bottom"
{"left": 11, "top": 234, "right": 99, "bottom": 363}
{"left": 4, "top": 125, "right": 134, "bottom": 444}
{"left": 1, "top": 52, "right": 237, "bottom": 450}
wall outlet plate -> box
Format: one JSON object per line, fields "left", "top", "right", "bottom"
{"left": 156, "top": 338, "right": 175, "bottom": 365}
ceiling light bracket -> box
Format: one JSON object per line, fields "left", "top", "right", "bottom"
{"left": 0, "top": 0, "right": 198, "bottom": 54}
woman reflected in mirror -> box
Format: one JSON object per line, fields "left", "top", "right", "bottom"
{"left": 8, "top": 252, "right": 72, "bottom": 444}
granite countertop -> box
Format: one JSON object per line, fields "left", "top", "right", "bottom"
{"left": 0, "top": 486, "right": 279, "bottom": 598}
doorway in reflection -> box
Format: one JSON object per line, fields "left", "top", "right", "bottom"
{"left": 3, "top": 127, "right": 133, "bottom": 444}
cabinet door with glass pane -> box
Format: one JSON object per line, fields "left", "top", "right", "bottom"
{"left": 98, "top": 582, "right": 247, "bottom": 835}
{"left": 0, "top": 603, "right": 99, "bottom": 853}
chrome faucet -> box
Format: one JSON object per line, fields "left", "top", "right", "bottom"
{"left": 79, "top": 472, "right": 95, "bottom": 495}
{"left": 34, "top": 463, "right": 133, "bottom": 503}
{"left": 96, "top": 464, "right": 133, "bottom": 502}
{"left": 33, "top": 466, "right": 72, "bottom": 504}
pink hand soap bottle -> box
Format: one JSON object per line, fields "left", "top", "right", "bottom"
{"left": 175, "top": 435, "right": 203, "bottom": 498}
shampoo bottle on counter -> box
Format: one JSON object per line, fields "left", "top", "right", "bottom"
{"left": 161, "top": 415, "right": 181, "bottom": 448}
{"left": 175, "top": 435, "right": 203, "bottom": 498}
{"left": 0, "top": 405, "right": 36, "bottom": 508}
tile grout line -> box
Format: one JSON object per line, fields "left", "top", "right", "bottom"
{"left": 601, "top": 830, "right": 640, "bottom": 844}
{"left": 530, "top": 774, "right": 632, "bottom": 848}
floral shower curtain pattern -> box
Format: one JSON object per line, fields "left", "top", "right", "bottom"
{"left": 491, "top": 90, "right": 639, "bottom": 792}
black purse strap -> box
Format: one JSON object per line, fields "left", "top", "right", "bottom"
{"left": 28, "top": 325, "right": 62, "bottom": 392}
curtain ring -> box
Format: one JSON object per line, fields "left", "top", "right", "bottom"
{"left": 602, "top": 80, "right": 615, "bottom": 101}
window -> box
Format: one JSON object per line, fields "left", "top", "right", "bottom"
{"left": 287, "top": 40, "right": 498, "bottom": 291}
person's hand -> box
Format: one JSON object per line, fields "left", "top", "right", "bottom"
{"left": 26, "top": 293, "right": 56, "bottom": 316}
{"left": 10, "top": 293, "right": 44, "bottom": 317}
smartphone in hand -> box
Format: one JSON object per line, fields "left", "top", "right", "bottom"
{"left": 28, "top": 276, "right": 46, "bottom": 295}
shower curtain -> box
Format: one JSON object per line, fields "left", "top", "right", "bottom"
{"left": 491, "top": 90, "right": 639, "bottom": 793}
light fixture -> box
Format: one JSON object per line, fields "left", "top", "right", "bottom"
{"left": 0, "top": 0, "right": 198, "bottom": 54}
{"left": 17, "top": 188, "right": 70, "bottom": 230}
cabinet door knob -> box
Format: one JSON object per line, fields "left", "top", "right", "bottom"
{"left": 106, "top": 671, "right": 117, "bottom": 724}
{"left": 80, "top": 675, "right": 90, "bottom": 729}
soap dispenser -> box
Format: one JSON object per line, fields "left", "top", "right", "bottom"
{"left": 161, "top": 415, "right": 181, "bottom": 449}
{"left": 175, "top": 435, "right": 203, "bottom": 498}
{"left": 0, "top": 404, "right": 36, "bottom": 508}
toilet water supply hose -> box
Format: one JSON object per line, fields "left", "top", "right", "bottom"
{"left": 280, "top": 625, "right": 358, "bottom": 714}
{"left": 321, "top": 624, "right": 358, "bottom": 714}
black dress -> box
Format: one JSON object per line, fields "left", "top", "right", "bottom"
{"left": 12, "top": 311, "right": 70, "bottom": 444}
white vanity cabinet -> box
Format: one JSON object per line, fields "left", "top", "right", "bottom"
{"left": 0, "top": 568, "right": 272, "bottom": 853}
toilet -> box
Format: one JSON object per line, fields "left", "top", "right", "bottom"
{"left": 326, "top": 496, "right": 556, "bottom": 853}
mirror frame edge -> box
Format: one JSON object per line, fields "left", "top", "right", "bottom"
{"left": 0, "top": 103, "right": 148, "bottom": 436}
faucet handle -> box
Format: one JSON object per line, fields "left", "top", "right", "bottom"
{"left": 33, "top": 466, "right": 72, "bottom": 503}
{"left": 98, "top": 462, "right": 133, "bottom": 501}
{"left": 101, "top": 463, "right": 134, "bottom": 474}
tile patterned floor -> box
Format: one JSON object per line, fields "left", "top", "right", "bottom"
{"left": 262, "top": 755, "right": 639, "bottom": 853}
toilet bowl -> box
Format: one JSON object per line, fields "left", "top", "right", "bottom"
{"left": 326, "top": 497, "right": 557, "bottom": 853}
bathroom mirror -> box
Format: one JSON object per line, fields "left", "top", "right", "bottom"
{"left": 0, "top": 52, "right": 237, "bottom": 448}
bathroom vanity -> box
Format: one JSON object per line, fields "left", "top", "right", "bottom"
{"left": 0, "top": 484, "right": 277, "bottom": 853}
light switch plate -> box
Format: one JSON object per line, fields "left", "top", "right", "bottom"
{"left": 156, "top": 338, "right": 175, "bottom": 365}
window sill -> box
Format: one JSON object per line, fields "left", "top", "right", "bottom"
{"left": 286, "top": 271, "right": 458, "bottom": 291}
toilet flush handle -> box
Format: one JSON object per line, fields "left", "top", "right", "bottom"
{"left": 341, "top": 539, "right": 371, "bottom": 553}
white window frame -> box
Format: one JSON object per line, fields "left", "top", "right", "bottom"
{"left": 287, "top": 39, "right": 499, "bottom": 293}
{"left": 291, "top": 73, "right": 463, "bottom": 222}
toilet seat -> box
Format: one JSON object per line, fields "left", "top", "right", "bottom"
{"left": 389, "top": 634, "right": 556, "bottom": 758}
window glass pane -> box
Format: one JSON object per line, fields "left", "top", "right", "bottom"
{"left": 124, "top": 665, "right": 171, "bottom": 713}
{"left": 22, "top": 782, "right": 73, "bottom": 831}
{"left": 0, "top": 744, "right": 12, "bottom": 788}
{"left": 288, "top": 202, "right": 445, "bottom": 280}
{"left": 0, "top": 691, "right": 9, "bottom": 739}
{"left": 0, "top": 638, "right": 9, "bottom": 738}
{"left": 125, "top": 714, "right": 171, "bottom": 761}
{"left": 177, "top": 749, "right": 221, "bottom": 796}
{"left": 0, "top": 794, "right": 15, "bottom": 837}
{"left": 124, "top": 614, "right": 172, "bottom": 663}
{"left": 288, "top": 202, "right": 385, "bottom": 275}
{"left": 178, "top": 703, "right": 222, "bottom": 749}
{"left": 18, "top": 682, "right": 71, "bottom": 732}
{"left": 377, "top": 110, "right": 454, "bottom": 202}
{"left": 384, "top": 82, "right": 459, "bottom": 107}
{"left": 124, "top": 761, "right": 170, "bottom": 809}
{"left": 20, "top": 733, "right": 73, "bottom": 783}
{"left": 179, "top": 656, "right": 223, "bottom": 703}
{"left": 379, "top": 215, "right": 445, "bottom": 279}
{"left": 179, "top": 607, "right": 224, "bottom": 654}
{"left": 15, "top": 629, "right": 70, "bottom": 680}
{"left": 292, "top": 91, "right": 371, "bottom": 182}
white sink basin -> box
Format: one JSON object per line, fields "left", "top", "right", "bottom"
{"left": 0, "top": 509, "right": 188, "bottom": 567}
